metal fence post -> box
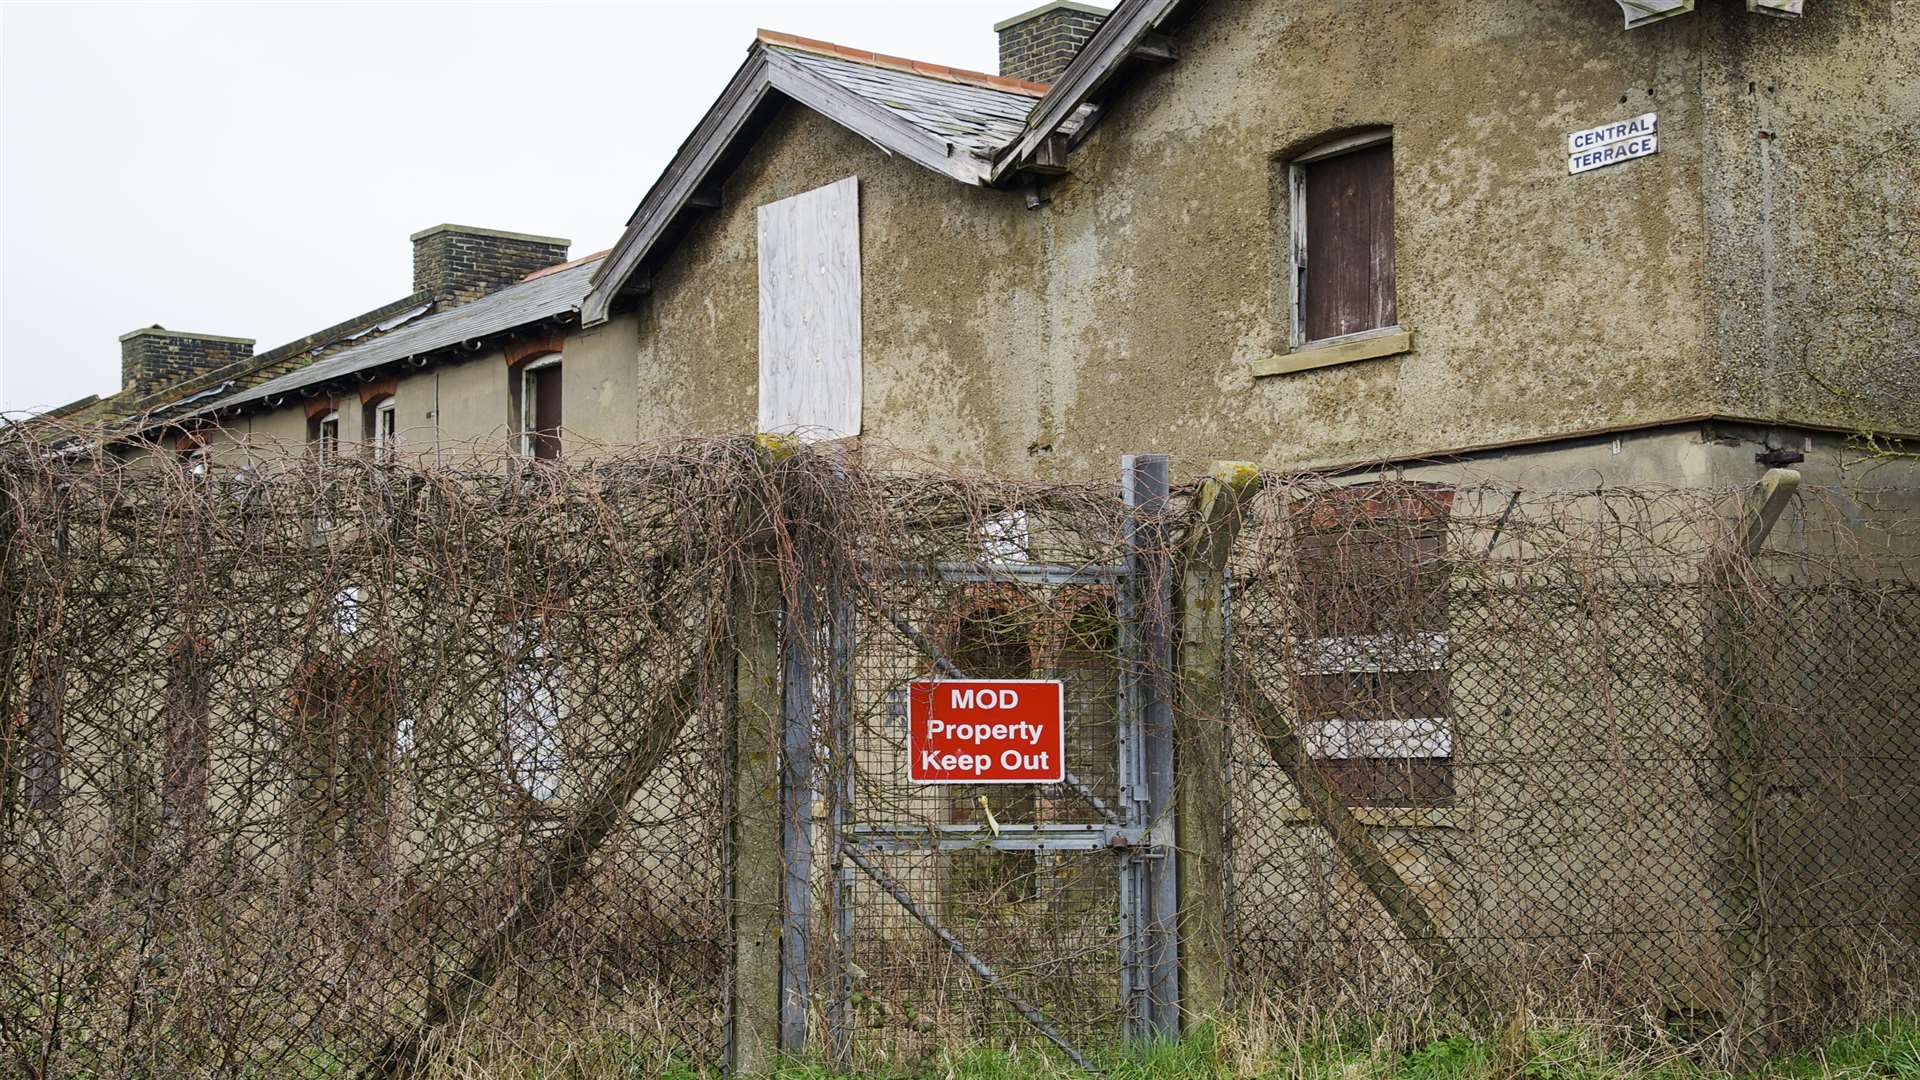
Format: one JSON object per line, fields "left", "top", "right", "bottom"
{"left": 1122, "top": 452, "right": 1179, "bottom": 1041}
{"left": 827, "top": 585, "right": 856, "bottom": 1070}
{"left": 1173, "top": 462, "right": 1260, "bottom": 1026}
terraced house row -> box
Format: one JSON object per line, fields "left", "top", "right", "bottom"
{"left": 11, "top": 4, "right": 1918, "bottom": 1069}
{"left": 41, "top": 0, "right": 1913, "bottom": 507}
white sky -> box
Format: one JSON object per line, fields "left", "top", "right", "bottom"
{"left": 0, "top": 0, "right": 1016, "bottom": 415}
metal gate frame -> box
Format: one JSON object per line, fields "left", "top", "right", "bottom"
{"left": 780, "top": 454, "right": 1179, "bottom": 1072}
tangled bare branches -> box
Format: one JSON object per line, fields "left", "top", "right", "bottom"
{"left": 0, "top": 421, "right": 1914, "bottom": 1076}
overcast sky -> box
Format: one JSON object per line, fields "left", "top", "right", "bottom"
{"left": 0, "top": 0, "right": 1016, "bottom": 415}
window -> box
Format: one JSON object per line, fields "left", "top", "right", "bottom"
{"left": 757, "top": 175, "right": 861, "bottom": 440}
{"left": 519, "top": 355, "right": 562, "bottom": 460}
{"left": 370, "top": 399, "right": 398, "bottom": 463}
{"left": 312, "top": 410, "right": 341, "bottom": 461}
{"left": 24, "top": 664, "right": 65, "bottom": 812}
{"left": 177, "top": 429, "right": 212, "bottom": 478}
{"left": 1288, "top": 485, "right": 1453, "bottom": 807}
{"left": 941, "top": 603, "right": 1038, "bottom": 905}
{"left": 1289, "top": 131, "right": 1396, "bottom": 348}
{"left": 163, "top": 635, "right": 212, "bottom": 831}
{"left": 503, "top": 625, "right": 565, "bottom": 803}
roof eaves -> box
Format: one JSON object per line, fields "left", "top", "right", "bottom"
{"left": 584, "top": 48, "right": 775, "bottom": 324}
{"left": 585, "top": 40, "right": 1001, "bottom": 326}
{"left": 993, "top": 0, "right": 1187, "bottom": 182}
{"left": 203, "top": 258, "right": 600, "bottom": 419}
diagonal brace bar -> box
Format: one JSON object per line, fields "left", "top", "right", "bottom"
{"left": 843, "top": 845, "right": 1100, "bottom": 1074}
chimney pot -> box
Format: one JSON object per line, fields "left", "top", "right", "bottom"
{"left": 410, "top": 225, "right": 571, "bottom": 309}
{"left": 995, "top": 1, "right": 1109, "bottom": 84}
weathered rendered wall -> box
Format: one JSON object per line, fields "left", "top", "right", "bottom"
{"left": 1024, "top": 0, "right": 1714, "bottom": 479}
{"left": 632, "top": 104, "right": 1046, "bottom": 472}
{"left": 615, "top": 1, "right": 1914, "bottom": 486}
{"left": 562, "top": 315, "right": 642, "bottom": 452}
{"left": 178, "top": 3, "right": 1914, "bottom": 491}
{"left": 1697, "top": 2, "right": 1920, "bottom": 434}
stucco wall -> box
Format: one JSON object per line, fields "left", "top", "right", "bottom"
{"left": 562, "top": 315, "right": 641, "bottom": 453}
{"left": 1017, "top": 0, "right": 1714, "bottom": 479}
{"left": 633, "top": 103, "right": 1047, "bottom": 472}
{"left": 1696, "top": 2, "right": 1920, "bottom": 433}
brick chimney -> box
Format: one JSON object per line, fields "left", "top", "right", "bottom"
{"left": 996, "top": 1, "right": 1109, "bottom": 84}
{"left": 119, "top": 327, "right": 256, "bottom": 398}
{"left": 411, "top": 225, "right": 571, "bottom": 309}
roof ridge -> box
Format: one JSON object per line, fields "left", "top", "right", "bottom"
{"left": 755, "top": 29, "right": 1050, "bottom": 97}
{"left": 523, "top": 248, "right": 612, "bottom": 282}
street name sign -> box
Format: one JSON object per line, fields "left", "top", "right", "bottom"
{"left": 1568, "top": 112, "right": 1658, "bottom": 174}
{"left": 907, "top": 679, "right": 1066, "bottom": 784}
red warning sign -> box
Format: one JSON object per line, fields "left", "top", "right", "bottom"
{"left": 908, "top": 679, "right": 1066, "bottom": 785}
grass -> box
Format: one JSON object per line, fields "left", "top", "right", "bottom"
{"left": 633, "top": 1017, "right": 1919, "bottom": 1080}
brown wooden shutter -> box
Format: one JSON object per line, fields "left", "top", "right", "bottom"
{"left": 1287, "top": 484, "right": 1453, "bottom": 808}
{"left": 1303, "top": 141, "right": 1396, "bottom": 342}
{"left": 531, "top": 364, "right": 562, "bottom": 460}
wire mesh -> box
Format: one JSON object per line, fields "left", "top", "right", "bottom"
{"left": 826, "top": 474, "right": 1137, "bottom": 1067}
{"left": 1, "top": 435, "right": 749, "bottom": 1078}
{"left": 1219, "top": 479, "right": 1920, "bottom": 1053}
{"left": 5, "top": 424, "right": 1916, "bottom": 1076}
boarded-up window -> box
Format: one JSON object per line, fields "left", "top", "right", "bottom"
{"left": 24, "top": 664, "right": 65, "bottom": 812}
{"left": 1292, "top": 135, "right": 1396, "bottom": 345}
{"left": 163, "top": 635, "right": 213, "bottom": 832}
{"left": 757, "top": 176, "right": 861, "bottom": 440}
{"left": 1288, "top": 485, "right": 1453, "bottom": 807}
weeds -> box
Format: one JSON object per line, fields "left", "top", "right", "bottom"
{"left": 402, "top": 1014, "right": 1919, "bottom": 1079}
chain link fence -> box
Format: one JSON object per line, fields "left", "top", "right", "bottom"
{"left": 2, "top": 436, "right": 756, "bottom": 1077}
{"left": 1220, "top": 479, "right": 1919, "bottom": 1054}
{"left": 3, "top": 427, "right": 1916, "bottom": 1076}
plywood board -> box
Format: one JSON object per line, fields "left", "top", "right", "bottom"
{"left": 757, "top": 176, "right": 861, "bottom": 440}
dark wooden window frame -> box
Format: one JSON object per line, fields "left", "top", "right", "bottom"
{"left": 1288, "top": 128, "right": 1399, "bottom": 350}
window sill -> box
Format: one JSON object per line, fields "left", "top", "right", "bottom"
{"left": 1251, "top": 328, "right": 1413, "bottom": 378}
{"left": 1272, "top": 804, "right": 1464, "bottom": 829}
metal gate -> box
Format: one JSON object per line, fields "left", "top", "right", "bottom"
{"left": 787, "top": 455, "right": 1180, "bottom": 1071}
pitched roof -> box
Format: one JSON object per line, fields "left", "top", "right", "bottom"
{"left": 762, "top": 35, "right": 1043, "bottom": 160}
{"left": 582, "top": 31, "right": 1057, "bottom": 325}
{"left": 205, "top": 255, "right": 603, "bottom": 416}
{"left": 756, "top": 30, "right": 1048, "bottom": 97}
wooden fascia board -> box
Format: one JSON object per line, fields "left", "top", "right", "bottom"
{"left": 583, "top": 51, "right": 773, "bottom": 325}
{"left": 762, "top": 50, "right": 991, "bottom": 187}
{"left": 992, "top": 0, "right": 1186, "bottom": 182}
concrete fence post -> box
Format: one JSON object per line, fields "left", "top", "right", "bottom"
{"left": 1708, "top": 467, "right": 1799, "bottom": 1058}
{"left": 1173, "top": 462, "right": 1260, "bottom": 1026}
{"left": 730, "top": 558, "right": 784, "bottom": 1075}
